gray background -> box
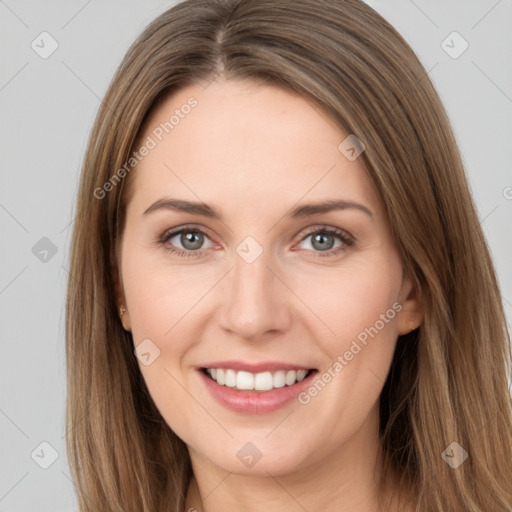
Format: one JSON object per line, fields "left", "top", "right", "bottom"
{"left": 1, "top": 1, "right": 511, "bottom": 510}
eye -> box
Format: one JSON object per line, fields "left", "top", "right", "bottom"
{"left": 159, "top": 225, "right": 215, "bottom": 258}
{"left": 158, "top": 225, "right": 354, "bottom": 259}
{"left": 295, "top": 227, "right": 354, "bottom": 257}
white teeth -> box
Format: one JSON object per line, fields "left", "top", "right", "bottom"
{"left": 296, "top": 369, "right": 308, "bottom": 382}
{"left": 285, "top": 370, "right": 297, "bottom": 386}
{"left": 236, "top": 371, "right": 254, "bottom": 390}
{"left": 254, "top": 371, "right": 273, "bottom": 391}
{"left": 225, "top": 369, "right": 236, "bottom": 387}
{"left": 205, "top": 368, "right": 311, "bottom": 391}
{"left": 272, "top": 370, "right": 286, "bottom": 388}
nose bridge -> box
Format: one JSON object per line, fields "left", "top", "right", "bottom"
{"left": 219, "top": 244, "right": 290, "bottom": 339}
{"left": 232, "top": 250, "right": 272, "bottom": 302}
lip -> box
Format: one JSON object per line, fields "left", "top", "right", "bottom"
{"left": 199, "top": 360, "right": 313, "bottom": 373}
{"left": 197, "top": 365, "right": 318, "bottom": 414}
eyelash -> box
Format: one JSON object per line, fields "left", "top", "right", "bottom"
{"left": 158, "top": 224, "right": 354, "bottom": 259}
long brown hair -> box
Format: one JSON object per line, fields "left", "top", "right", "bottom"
{"left": 65, "top": 0, "right": 512, "bottom": 510}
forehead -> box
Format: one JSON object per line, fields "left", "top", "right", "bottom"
{"left": 128, "top": 79, "right": 382, "bottom": 220}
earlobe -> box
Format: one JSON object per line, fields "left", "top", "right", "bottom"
{"left": 398, "top": 315, "right": 422, "bottom": 335}
{"left": 119, "top": 305, "right": 132, "bottom": 331}
{"left": 114, "top": 268, "right": 131, "bottom": 331}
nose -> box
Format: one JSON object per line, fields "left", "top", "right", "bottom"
{"left": 218, "top": 249, "right": 292, "bottom": 341}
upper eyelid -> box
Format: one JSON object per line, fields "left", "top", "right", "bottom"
{"left": 162, "top": 224, "right": 353, "bottom": 247}
{"left": 162, "top": 224, "right": 216, "bottom": 243}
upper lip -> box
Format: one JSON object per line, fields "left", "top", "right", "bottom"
{"left": 199, "top": 360, "right": 315, "bottom": 373}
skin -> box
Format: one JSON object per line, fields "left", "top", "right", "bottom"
{"left": 115, "top": 79, "right": 423, "bottom": 512}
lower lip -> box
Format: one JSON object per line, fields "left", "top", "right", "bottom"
{"left": 198, "top": 369, "right": 317, "bottom": 414}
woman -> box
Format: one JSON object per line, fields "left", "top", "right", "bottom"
{"left": 65, "top": 0, "right": 512, "bottom": 510}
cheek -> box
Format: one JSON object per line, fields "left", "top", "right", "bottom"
{"left": 122, "top": 249, "right": 218, "bottom": 346}
{"left": 290, "top": 259, "right": 401, "bottom": 413}
{"left": 294, "top": 258, "right": 401, "bottom": 348}
{"left": 121, "top": 257, "right": 212, "bottom": 437}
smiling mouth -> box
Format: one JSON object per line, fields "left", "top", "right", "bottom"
{"left": 201, "top": 367, "right": 317, "bottom": 392}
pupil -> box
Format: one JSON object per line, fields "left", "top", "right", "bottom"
{"left": 312, "top": 233, "right": 334, "bottom": 251}
{"left": 182, "top": 231, "right": 203, "bottom": 250}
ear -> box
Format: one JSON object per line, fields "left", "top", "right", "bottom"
{"left": 396, "top": 271, "right": 423, "bottom": 336}
{"left": 113, "top": 266, "right": 131, "bottom": 332}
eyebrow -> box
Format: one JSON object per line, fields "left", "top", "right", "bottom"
{"left": 143, "top": 197, "right": 373, "bottom": 219}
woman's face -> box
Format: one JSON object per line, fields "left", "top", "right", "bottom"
{"left": 117, "top": 79, "right": 421, "bottom": 476}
